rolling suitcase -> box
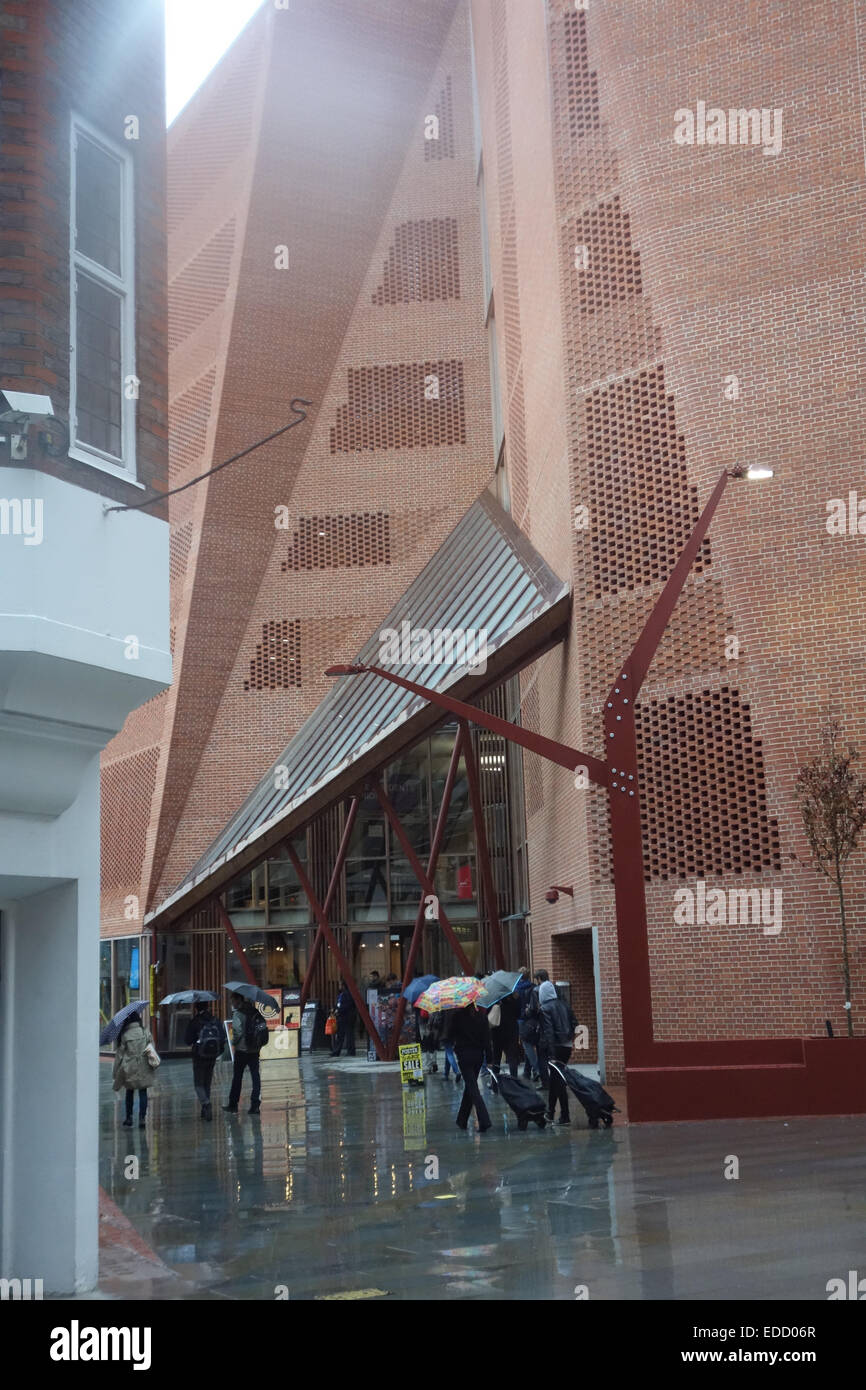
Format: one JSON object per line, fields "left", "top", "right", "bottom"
{"left": 548, "top": 1060, "right": 617, "bottom": 1128}
{"left": 489, "top": 1071, "right": 547, "bottom": 1130}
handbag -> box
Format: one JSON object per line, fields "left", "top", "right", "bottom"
{"left": 324, "top": 1012, "right": 337, "bottom": 1036}
{"left": 145, "top": 1042, "right": 161, "bottom": 1069}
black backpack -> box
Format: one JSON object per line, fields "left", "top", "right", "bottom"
{"left": 245, "top": 1009, "right": 270, "bottom": 1051}
{"left": 197, "top": 1016, "right": 223, "bottom": 1059}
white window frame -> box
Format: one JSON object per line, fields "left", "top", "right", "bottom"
{"left": 69, "top": 114, "right": 140, "bottom": 483}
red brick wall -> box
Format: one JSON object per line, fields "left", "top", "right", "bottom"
{"left": 472, "top": 0, "right": 866, "bottom": 1080}
{"left": 0, "top": 0, "right": 167, "bottom": 511}
{"left": 100, "top": 0, "right": 495, "bottom": 927}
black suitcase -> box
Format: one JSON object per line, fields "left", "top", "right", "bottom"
{"left": 489, "top": 1071, "right": 547, "bottom": 1130}
{"left": 548, "top": 1060, "right": 617, "bottom": 1128}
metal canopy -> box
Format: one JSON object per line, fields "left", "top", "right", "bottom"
{"left": 146, "top": 490, "right": 570, "bottom": 926}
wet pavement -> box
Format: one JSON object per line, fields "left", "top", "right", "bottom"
{"left": 97, "top": 1056, "right": 865, "bottom": 1300}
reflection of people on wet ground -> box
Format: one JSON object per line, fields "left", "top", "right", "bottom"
{"left": 445, "top": 1002, "right": 492, "bottom": 1132}
{"left": 538, "top": 981, "right": 577, "bottom": 1125}
{"left": 546, "top": 1129, "right": 618, "bottom": 1279}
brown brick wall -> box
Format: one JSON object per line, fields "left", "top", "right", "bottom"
{"left": 471, "top": 0, "right": 866, "bottom": 1080}
{"left": 0, "top": 0, "right": 167, "bottom": 511}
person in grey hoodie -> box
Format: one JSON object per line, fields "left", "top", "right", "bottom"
{"left": 537, "top": 980, "right": 577, "bottom": 1125}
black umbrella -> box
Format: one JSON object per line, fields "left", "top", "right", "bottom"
{"left": 159, "top": 990, "right": 218, "bottom": 1005}
{"left": 223, "top": 982, "right": 280, "bottom": 1014}
{"left": 99, "top": 999, "right": 148, "bottom": 1046}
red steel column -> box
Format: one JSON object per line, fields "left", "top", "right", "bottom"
{"left": 286, "top": 841, "right": 388, "bottom": 1061}
{"left": 215, "top": 898, "right": 258, "bottom": 987}
{"left": 386, "top": 733, "right": 464, "bottom": 1058}
{"left": 375, "top": 782, "right": 474, "bottom": 976}
{"left": 299, "top": 797, "right": 359, "bottom": 1009}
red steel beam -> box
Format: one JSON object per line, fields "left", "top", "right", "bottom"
{"left": 285, "top": 840, "right": 388, "bottom": 1061}
{"left": 459, "top": 719, "right": 505, "bottom": 970}
{"left": 387, "top": 731, "right": 464, "bottom": 1058}
{"left": 299, "top": 797, "right": 359, "bottom": 1010}
{"left": 374, "top": 781, "right": 474, "bottom": 977}
{"left": 325, "top": 663, "right": 607, "bottom": 786}
{"left": 215, "top": 898, "right": 259, "bottom": 987}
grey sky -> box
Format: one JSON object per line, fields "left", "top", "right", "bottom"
{"left": 165, "top": 0, "right": 264, "bottom": 125}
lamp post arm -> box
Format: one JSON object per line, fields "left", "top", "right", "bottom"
{"left": 326, "top": 663, "right": 607, "bottom": 786}
{"left": 614, "top": 468, "right": 730, "bottom": 702}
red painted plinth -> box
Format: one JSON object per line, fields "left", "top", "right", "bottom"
{"left": 626, "top": 1036, "right": 866, "bottom": 1122}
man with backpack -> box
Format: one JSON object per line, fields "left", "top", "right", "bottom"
{"left": 184, "top": 1000, "right": 225, "bottom": 1120}
{"left": 223, "top": 991, "right": 268, "bottom": 1115}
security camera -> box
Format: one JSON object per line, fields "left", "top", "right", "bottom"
{"left": 0, "top": 389, "right": 55, "bottom": 424}
{"left": 545, "top": 888, "right": 559, "bottom": 904}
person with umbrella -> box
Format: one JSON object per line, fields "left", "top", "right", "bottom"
{"left": 538, "top": 981, "right": 578, "bottom": 1125}
{"left": 106, "top": 1001, "right": 155, "bottom": 1129}
{"left": 414, "top": 978, "right": 493, "bottom": 1133}
{"left": 222, "top": 983, "right": 274, "bottom": 1115}
{"left": 179, "top": 992, "right": 224, "bottom": 1120}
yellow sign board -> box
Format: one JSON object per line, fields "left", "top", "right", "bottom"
{"left": 398, "top": 1042, "right": 424, "bottom": 1086}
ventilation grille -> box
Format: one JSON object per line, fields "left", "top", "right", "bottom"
{"left": 169, "top": 520, "right": 194, "bottom": 592}
{"left": 282, "top": 513, "right": 391, "bottom": 571}
{"left": 168, "top": 219, "right": 236, "bottom": 349}
{"left": 244, "top": 620, "right": 301, "bottom": 691}
{"left": 636, "top": 687, "right": 782, "bottom": 880}
{"left": 564, "top": 7, "right": 600, "bottom": 139}
{"left": 329, "top": 361, "right": 466, "bottom": 453}
{"left": 424, "top": 75, "right": 455, "bottom": 159}
{"left": 169, "top": 367, "right": 215, "bottom": 481}
{"left": 571, "top": 196, "right": 642, "bottom": 313}
{"left": 586, "top": 367, "right": 710, "bottom": 598}
{"left": 521, "top": 682, "right": 544, "bottom": 818}
{"left": 372, "top": 218, "right": 460, "bottom": 304}
{"left": 101, "top": 746, "right": 160, "bottom": 892}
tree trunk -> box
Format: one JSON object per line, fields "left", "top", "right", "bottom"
{"left": 835, "top": 860, "right": 854, "bottom": 1038}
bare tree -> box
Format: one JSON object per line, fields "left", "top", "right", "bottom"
{"left": 795, "top": 718, "right": 866, "bottom": 1037}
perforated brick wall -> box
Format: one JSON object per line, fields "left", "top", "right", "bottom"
{"left": 372, "top": 219, "right": 461, "bottom": 304}
{"left": 281, "top": 513, "right": 391, "bottom": 571}
{"left": 329, "top": 361, "right": 466, "bottom": 452}
{"left": 424, "top": 74, "right": 456, "bottom": 159}
{"left": 243, "top": 619, "right": 302, "bottom": 691}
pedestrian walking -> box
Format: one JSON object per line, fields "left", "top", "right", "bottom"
{"left": 514, "top": 967, "right": 539, "bottom": 1080}
{"left": 527, "top": 969, "right": 551, "bottom": 1085}
{"left": 494, "top": 989, "right": 521, "bottom": 1078}
{"left": 538, "top": 980, "right": 578, "bottom": 1125}
{"left": 331, "top": 980, "right": 356, "bottom": 1056}
{"left": 223, "top": 992, "right": 267, "bottom": 1114}
{"left": 430, "top": 1010, "right": 461, "bottom": 1082}
{"left": 445, "top": 1002, "right": 493, "bottom": 1132}
{"left": 113, "top": 1012, "right": 157, "bottom": 1129}
{"left": 184, "top": 1000, "right": 225, "bottom": 1120}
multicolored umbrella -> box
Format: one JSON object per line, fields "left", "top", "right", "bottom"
{"left": 414, "top": 977, "right": 484, "bottom": 1014}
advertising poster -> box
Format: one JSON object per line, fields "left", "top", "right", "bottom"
{"left": 398, "top": 1041, "right": 423, "bottom": 1086}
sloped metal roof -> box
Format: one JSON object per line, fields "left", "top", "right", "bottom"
{"left": 147, "top": 490, "right": 569, "bottom": 925}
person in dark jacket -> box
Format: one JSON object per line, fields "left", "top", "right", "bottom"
{"left": 445, "top": 1002, "right": 493, "bottom": 1132}
{"left": 223, "top": 993, "right": 264, "bottom": 1114}
{"left": 331, "top": 981, "right": 356, "bottom": 1056}
{"left": 494, "top": 991, "right": 521, "bottom": 1078}
{"left": 514, "top": 967, "right": 538, "bottom": 1080}
{"left": 538, "top": 980, "right": 577, "bottom": 1124}
{"left": 526, "top": 969, "right": 550, "bottom": 1084}
{"left": 184, "top": 1000, "right": 225, "bottom": 1120}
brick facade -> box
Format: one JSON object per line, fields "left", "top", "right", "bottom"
{"left": 471, "top": 0, "right": 866, "bottom": 1080}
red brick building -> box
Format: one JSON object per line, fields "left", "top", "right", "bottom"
{"left": 100, "top": 0, "right": 866, "bottom": 1107}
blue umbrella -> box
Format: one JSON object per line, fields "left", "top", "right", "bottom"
{"left": 403, "top": 975, "right": 440, "bottom": 1005}
{"left": 99, "top": 999, "right": 148, "bottom": 1047}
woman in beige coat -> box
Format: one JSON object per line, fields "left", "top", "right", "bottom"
{"left": 113, "top": 1015, "right": 156, "bottom": 1128}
